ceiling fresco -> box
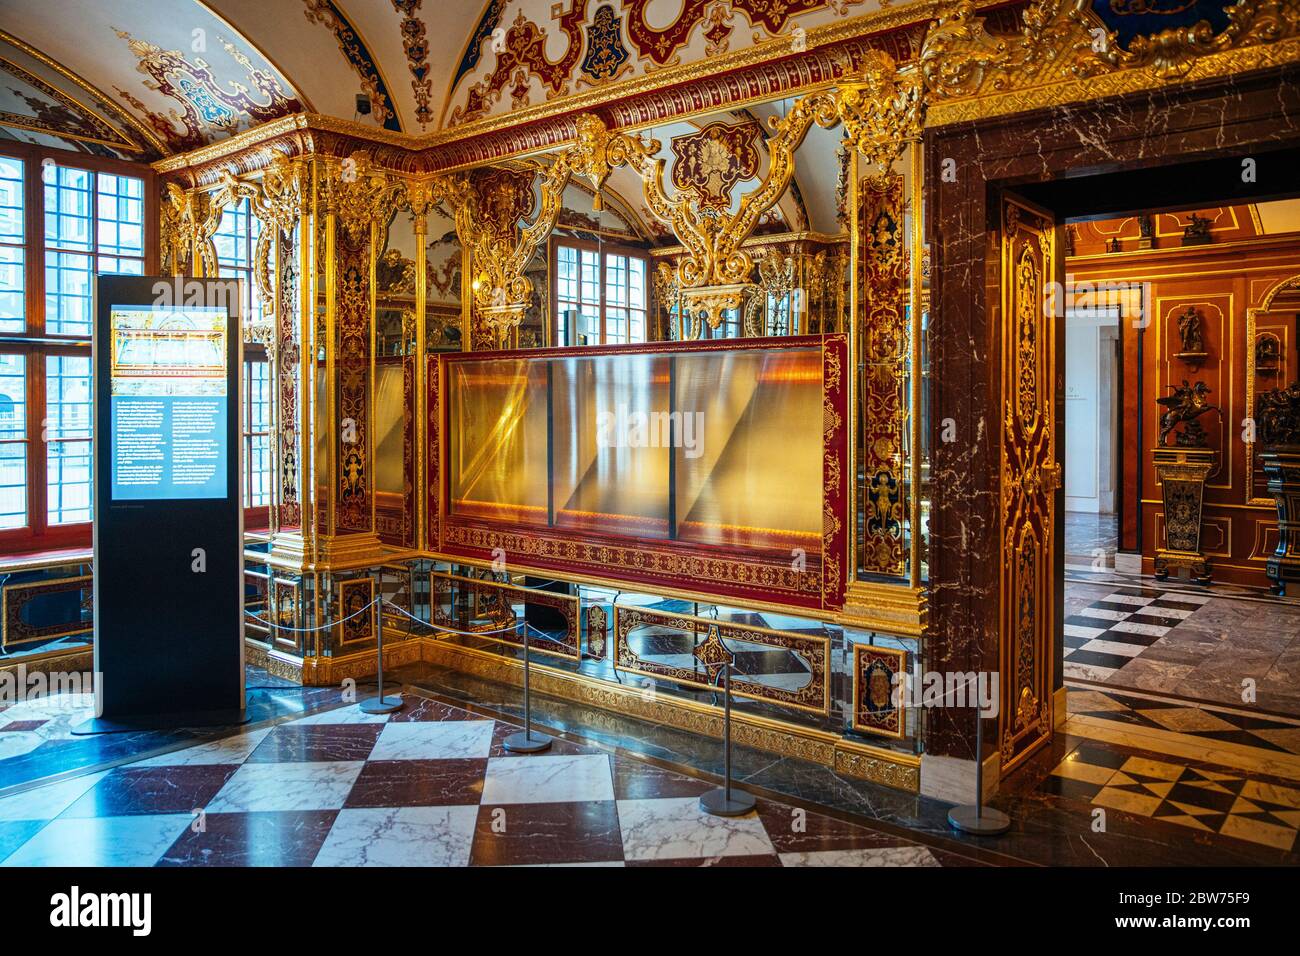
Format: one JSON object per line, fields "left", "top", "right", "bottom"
{"left": 0, "top": 0, "right": 1279, "bottom": 157}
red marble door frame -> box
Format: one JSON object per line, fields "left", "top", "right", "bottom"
{"left": 923, "top": 65, "right": 1300, "bottom": 766}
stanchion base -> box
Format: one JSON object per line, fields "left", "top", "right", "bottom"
{"left": 947, "top": 805, "right": 1011, "bottom": 835}
{"left": 359, "top": 695, "right": 403, "bottom": 715}
{"left": 503, "top": 730, "right": 552, "bottom": 753}
{"left": 700, "top": 787, "right": 756, "bottom": 817}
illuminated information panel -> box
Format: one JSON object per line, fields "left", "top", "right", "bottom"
{"left": 85, "top": 276, "right": 245, "bottom": 731}
{"left": 109, "top": 306, "right": 229, "bottom": 500}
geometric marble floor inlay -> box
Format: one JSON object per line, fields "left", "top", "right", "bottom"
{"left": 0, "top": 693, "right": 968, "bottom": 868}
{"left": 1047, "top": 743, "right": 1300, "bottom": 851}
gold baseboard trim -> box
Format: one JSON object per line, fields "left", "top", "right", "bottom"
{"left": 0, "top": 646, "right": 93, "bottom": 682}
{"left": 244, "top": 639, "right": 306, "bottom": 684}
{"left": 833, "top": 738, "right": 922, "bottom": 791}
{"left": 299, "top": 636, "right": 920, "bottom": 793}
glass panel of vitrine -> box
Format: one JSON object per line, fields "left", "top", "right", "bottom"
{"left": 673, "top": 347, "right": 822, "bottom": 553}
{"left": 550, "top": 352, "right": 670, "bottom": 538}
{"left": 447, "top": 358, "right": 549, "bottom": 526}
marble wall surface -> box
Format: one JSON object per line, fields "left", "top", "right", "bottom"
{"left": 923, "top": 65, "right": 1300, "bottom": 765}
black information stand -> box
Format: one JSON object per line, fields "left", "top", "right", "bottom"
{"left": 74, "top": 276, "right": 247, "bottom": 733}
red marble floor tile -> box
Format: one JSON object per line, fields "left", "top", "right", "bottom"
{"left": 470, "top": 801, "right": 623, "bottom": 866}
{"left": 344, "top": 758, "right": 487, "bottom": 808}
{"left": 245, "top": 723, "right": 382, "bottom": 763}
{"left": 157, "top": 810, "right": 339, "bottom": 867}
{"left": 611, "top": 756, "right": 712, "bottom": 800}
{"left": 61, "top": 765, "right": 239, "bottom": 818}
{"left": 756, "top": 801, "right": 911, "bottom": 854}
{"left": 1, "top": 720, "right": 48, "bottom": 732}
{"left": 388, "top": 698, "right": 478, "bottom": 722}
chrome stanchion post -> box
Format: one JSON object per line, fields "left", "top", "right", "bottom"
{"left": 503, "top": 622, "right": 552, "bottom": 753}
{"left": 947, "top": 701, "right": 1010, "bottom": 835}
{"left": 699, "top": 628, "right": 756, "bottom": 817}
{"left": 360, "top": 569, "right": 403, "bottom": 715}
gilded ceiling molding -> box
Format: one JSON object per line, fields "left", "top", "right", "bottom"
{"left": 115, "top": 29, "right": 303, "bottom": 148}
{"left": 920, "top": 0, "right": 1300, "bottom": 123}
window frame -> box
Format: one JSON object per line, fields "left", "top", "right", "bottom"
{"left": 548, "top": 236, "right": 651, "bottom": 346}
{"left": 0, "top": 142, "right": 158, "bottom": 555}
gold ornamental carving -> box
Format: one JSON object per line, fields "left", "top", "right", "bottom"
{"left": 160, "top": 182, "right": 223, "bottom": 276}
{"left": 432, "top": 159, "right": 571, "bottom": 338}
{"left": 321, "top": 152, "right": 404, "bottom": 242}
{"left": 920, "top": 0, "right": 1300, "bottom": 109}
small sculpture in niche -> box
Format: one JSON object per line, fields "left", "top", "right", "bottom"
{"left": 1181, "top": 212, "right": 1212, "bottom": 246}
{"left": 1157, "top": 380, "right": 1221, "bottom": 448}
{"left": 1177, "top": 305, "right": 1205, "bottom": 354}
{"left": 1256, "top": 334, "right": 1280, "bottom": 372}
{"left": 1138, "top": 214, "right": 1155, "bottom": 249}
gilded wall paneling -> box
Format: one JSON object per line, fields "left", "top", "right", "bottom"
{"left": 997, "top": 192, "right": 1060, "bottom": 774}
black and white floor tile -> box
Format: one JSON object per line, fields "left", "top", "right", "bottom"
{"left": 1064, "top": 587, "right": 1210, "bottom": 681}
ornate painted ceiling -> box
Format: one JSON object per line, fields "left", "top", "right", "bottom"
{"left": 0, "top": 0, "right": 951, "bottom": 158}
{"left": 0, "top": 0, "right": 1268, "bottom": 161}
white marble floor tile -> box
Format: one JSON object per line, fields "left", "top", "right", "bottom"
{"left": 1078, "top": 639, "right": 1147, "bottom": 658}
{"left": 779, "top": 846, "right": 939, "bottom": 867}
{"left": 0, "top": 771, "right": 107, "bottom": 822}
{"left": 1073, "top": 608, "right": 1131, "bottom": 622}
{"left": 133, "top": 728, "right": 273, "bottom": 767}
{"left": 205, "top": 761, "right": 364, "bottom": 813}
{"left": 617, "top": 796, "right": 773, "bottom": 861}
{"left": 1064, "top": 662, "right": 1118, "bottom": 682}
{"left": 289, "top": 703, "right": 395, "bottom": 725}
{"left": 481, "top": 753, "right": 613, "bottom": 805}
{"left": 369, "top": 720, "right": 494, "bottom": 761}
{"left": 1065, "top": 624, "right": 1108, "bottom": 640}
{"left": 1, "top": 814, "right": 192, "bottom": 867}
{"left": 312, "top": 806, "right": 478, "bottom": 867}
{"left": 0, "top": 733, "right": 44, "bottom": 761}
{"left": 1100, "top": 594, "right": 1155, "bottom": 606}
{"left": 1138, "top": 606, "right": 1194, "bottom": 619}
{"left": 1111, "top": 621, "right": 1173, "bottom": 637}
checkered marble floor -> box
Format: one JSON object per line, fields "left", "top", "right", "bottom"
{"left": 1064, "top": 587, "right": 1211, "bottom": 681}
{"left": 0, "top": 694, "right": 967, "bottom": 868}
{"left": 1045, "top": 743, "right": 1300, "bottom": 851}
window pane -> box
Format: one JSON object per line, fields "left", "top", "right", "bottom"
{"left": 46, "top": 354, "right": 92, "bottom": 524}
{"left": 45, "top": 251, "right": 93, "bottom": 335}
{"left": 97, "top": 255, "right": 144, "bottom": 276}
{"left": 629, "top": 257, "right": 646, "bottom": 311}
{"left": 0, "top": 354, "right": 26, "bottom": 440}
{"left": 0, "top": 156, "right": 22, "bottom": 244}
{"left": 580, "top": 250, "right": 600, "bottom": 305}
{"left": 0, "top": 441, "right": 25, "bottom": 530}
{"left": 0, "top": 245, "right": 23, "bottom": 333}
{"left": 96, "top": 173, "right": 144, "bottom": 258}
{"left": 44, "top": 166, "right": 92, "bottom": 251}
{"left": 242, "top": 358, "right": 271, "bottom": 507}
